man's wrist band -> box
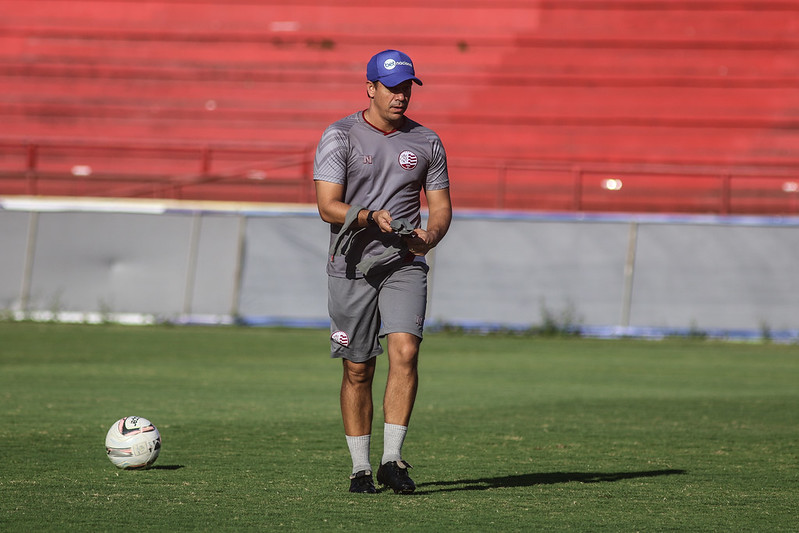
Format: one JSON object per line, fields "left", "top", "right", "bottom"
{"left": 366, "top": 210, "right": 376, "bottom": 225}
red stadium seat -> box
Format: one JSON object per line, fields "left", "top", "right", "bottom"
{"left": 1, "top": 0, "right": 798, "bottom": 213}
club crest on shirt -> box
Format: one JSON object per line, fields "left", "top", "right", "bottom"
{"left": 331, "top": 330, "right": 350, "bottom": 347}
{"left": 398, "top": 150, "right": 418, "bottom": 170}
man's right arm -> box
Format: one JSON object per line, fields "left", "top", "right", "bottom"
{"left": 315, "top": 180, "right": 352, "bottom": 225}
{"left": 315, "top": 180, "right": 393, "bottom": 231}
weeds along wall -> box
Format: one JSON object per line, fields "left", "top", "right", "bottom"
{"left": 1, "top": 199, "right": 798, "bottom": 339}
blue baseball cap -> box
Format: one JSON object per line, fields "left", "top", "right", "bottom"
{"left": 366, "top": 49, "right": 423, "bottom": 87}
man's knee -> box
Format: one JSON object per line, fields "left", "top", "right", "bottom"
{"left": 388, "top": 333, "right": 421, "bottom": 366}
{"left": 342, "top": 359, "right": 376, "bottom": 386}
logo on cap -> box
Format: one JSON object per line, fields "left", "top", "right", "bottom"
{"left": 367, "top": 49, "right": 423, "bottom": 86}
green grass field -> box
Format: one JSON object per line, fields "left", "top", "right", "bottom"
{"left": 1, "top": 322, "right": 797, "bottom": 531}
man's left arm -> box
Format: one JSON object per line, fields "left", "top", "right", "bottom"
{"left": 406, "top": 188, "right": 452, "bottom": 256}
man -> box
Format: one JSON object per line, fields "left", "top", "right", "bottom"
{"left": 313, "top": 49, "right": 452, "bottom": 494}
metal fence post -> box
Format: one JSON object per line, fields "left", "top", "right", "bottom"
{"left": 26, "top": 144, "right": 38, "bottom": 195}
{"left": 19, "top": 211, "right": 39, "bottom": 313}
{"left": 620, "top": 221, "right": 639, "bottom": 329}
{"left": 573, "top": 166, "right": 583, "bottom": 211}
{"left": 497, "top": 164, "right": 506, "bottom": 209}
{"left": 182, "top": 212, "right": 203, "bottom": 317}
{"left": 721, "top": 174, "right": 731, "bottom": 215}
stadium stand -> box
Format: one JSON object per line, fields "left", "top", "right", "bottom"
{"left": 1, "top": 0, "right": 799, "bottom": 213}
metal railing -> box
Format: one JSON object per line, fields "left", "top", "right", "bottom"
{"left": 2, "top": 139, "right": 798, "bottom": 214}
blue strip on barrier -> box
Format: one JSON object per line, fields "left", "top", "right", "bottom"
{"left": 176, "top": 315, "right": 799, "bottom": 344}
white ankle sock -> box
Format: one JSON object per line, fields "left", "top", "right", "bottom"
{"left": 381, "top": 423, "right": 408, "bottom": 465}
{"left": 346, "top": 434, "right": 371, "bottom": 474}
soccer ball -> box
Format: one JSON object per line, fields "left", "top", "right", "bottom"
{"left": 105, "top": 416, "right": 161, "bottom": 469}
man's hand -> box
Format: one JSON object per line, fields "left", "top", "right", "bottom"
{"left": 370, "top": 209, "right": 393, "bottom": 232}
{"left": 403, "top": 229, "right": 438, "bottom": 256}
{"left": 404, "top": 188, "right": 452, "bottom": 256}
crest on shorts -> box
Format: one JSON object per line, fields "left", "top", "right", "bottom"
{"left": 331, "top": 330, "right": 350, "bottom": 347}
{"left": 398, "top": 150, "right": 418, "bottom": 170}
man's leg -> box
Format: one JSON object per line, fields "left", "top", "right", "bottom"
{"left": 341, "top": 358, "right": 376, "bottom": 436}
{"left": 374, "top": 264, "right": 426, "bottom": 493}
{"left": 377, "top": 332, "right": 420, "bottom": 493}
{"left": 383, "top": 332, "right": 420, "bottom": 427}
{"left": 341, "top": 357, "right": 377, "bottom": 490}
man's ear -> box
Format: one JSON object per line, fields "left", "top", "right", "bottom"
{"left": 366, "top": 81, "right": 376, "bottom": 99}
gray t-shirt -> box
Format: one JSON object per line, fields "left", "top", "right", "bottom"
{"left": 314, "top": 111, "right": 450, "bottom": 278}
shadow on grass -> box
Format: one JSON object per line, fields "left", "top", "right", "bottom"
{"left": 416, "top": 469, "right": 686, "bottom": 494}
{"left": 150, "top": 464, "right": 185, "bottom": 470}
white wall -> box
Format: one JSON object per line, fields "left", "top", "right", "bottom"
{"left": 2, "top": 198, "right": 798, "bottom": 339}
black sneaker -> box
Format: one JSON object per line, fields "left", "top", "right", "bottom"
{"left": 349, "top": 470, "right": 377, "bottom": 493}
{"left": 377, "top": 460, "right": 416, "bottom": 494}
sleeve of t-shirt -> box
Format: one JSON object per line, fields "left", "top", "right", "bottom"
{"left": 313, "top": 124, "right": 349, "bottom": 185}
{"left": 425, "top": 134, "right": 450, "bottom": 191}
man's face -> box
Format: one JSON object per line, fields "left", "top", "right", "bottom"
{"left": 367, "top": 80, "right": 413, "bottom": 128}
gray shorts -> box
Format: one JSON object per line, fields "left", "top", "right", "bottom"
{"left": 327, "top": 262, "right": 429, "bottom": 362}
